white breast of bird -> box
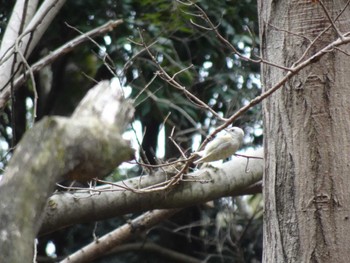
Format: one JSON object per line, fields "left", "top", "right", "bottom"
{"left": 193, "top": 127, "right": 244, "bottom": 164}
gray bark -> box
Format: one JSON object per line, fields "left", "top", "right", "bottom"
{"left": 60, "top": 209, "right": 182, "bottom": 263}
{"left": 0, "top": 0, "right": 67, "bottom": 107}
{"left": 40, "top": 148, "right": 263, "bottom": 235}
{"left": 259, "top": 0, "right": 350, "bottom": 262}
{"left": 0, "top": 0, "right": 39, "bottom": 59}
{"left": 0, "top": 81, "right": 134, "bottom": 262}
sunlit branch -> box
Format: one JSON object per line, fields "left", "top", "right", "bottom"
{"left": 0, "top": 19, "right": 123, "bottom": 110}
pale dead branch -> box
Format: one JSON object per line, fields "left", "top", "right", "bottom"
{"left": 0, "top": 19, "right": 123, "bottom": 109}
{"left": 59, "top": 209, "right": 181, "bottom": 263}
{"left": 0, "top": 0, "right": 67, "bottom": 95}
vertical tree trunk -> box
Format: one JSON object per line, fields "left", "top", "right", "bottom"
{"left": 259, "top": 1, "right": 350, "bottom": 262}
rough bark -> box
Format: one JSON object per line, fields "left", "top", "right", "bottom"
{"left": 259, "top": 1, "right": 350, "bottom": 262}
{"left": 39, "top": 148, "right": 263, "bottom": 235}
{"left": 0, "top": 81, "right": 134, "bottom": 262}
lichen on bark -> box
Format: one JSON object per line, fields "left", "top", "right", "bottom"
{"left": 0, "top": 80, "right": 135, "bottom": 261}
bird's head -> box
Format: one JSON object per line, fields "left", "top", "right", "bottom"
{"left": 226, "top": 127, "right": 244, "bottom": 141}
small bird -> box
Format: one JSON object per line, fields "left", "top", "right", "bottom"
{"left": 193, "top": 127, "right": 244, "bottom": 164}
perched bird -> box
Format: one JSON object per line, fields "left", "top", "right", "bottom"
{"left": 193, "top": 127, "right": 244, "bottom": 164}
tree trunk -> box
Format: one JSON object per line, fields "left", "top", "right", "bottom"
{"left": 259, "top": 0, "right": 350, "bottom": 262}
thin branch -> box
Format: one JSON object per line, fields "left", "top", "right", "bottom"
{"left": 267, "top": 22, "right": 312, "bottom": 43}
{"left": 65, "top": 22, "right": 116, "bottom": 77}
{"left": 200, "top": 33, "right": 350, "bottom": 146}
{"left": 292, "top": 0, "right": 350, "bottom": 66}
{"left": 235, "top": 153, "right": 263, "bottom": 160}
{"left": 106, "top": 242, "right": 202, "bottom": 263}
{"left": 188, "top": 1, "right": 293, "bottom": 72}
{"left": 0, "top": 19, "right": 123, "bottom": 110}
{"left": 135, "top": 157, "right": 192, "bottom": 169}
{"left": 334, "top": 46, "right": 350, "bottom": 56}
{"left": 138, "top": 29, "right": 227, "bottom": 122}
{"left": 14, "top": 33, "right": 38, "bottom": 119}
{"left": 0, "top": 0, "right": 67, "bottom": 103}
{"left": 318, "top": 0, "right": 343, "bottom": 39}
{"left": 122, "top": 40, "right": 158, "bottom": 73}
{"left": 144, "top": 89, "right": 198, "bottom": 127}
{"left": 59, "top": 209, "right": 181, "bottom": 263}
{"left": 0, "top": 0, "right": 60, "bottom": 65}
{"left": 169, "top": 127, "right": 187, "bottom": 159}
{"left": 134, "top": 79, "right": 161, "bottom": 107}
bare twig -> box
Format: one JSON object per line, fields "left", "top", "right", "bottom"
{"left": 59, "top": 209, "right": 181, "bottom": 263}
{"left": 334, "top": 46, "right": 350, "bottom": 56}
{"left": 0, "top": 19, "right": 123, "bottom": 109}
{"left": 0, "top": 0, "right": 67, "bottom": 115}
{"left": 235, "top": 153, "right": 263, "bottom": 160}
{"left": 188, "top": 1, "right": 293, "bottom": 72}
{"left": 0, "top": 0, "right": 63, "bottom": 66}
{"left": 111, "top": 157, "right": 191, "bottom": 193}
{"left": 135, "top": 157, "right": 193, "bottom": 169}
{"left": 65, "top": 22, "right": 116, "bottom": 77}
{"left": 318, "top": 0, "right": 343, "bottom": 39}
{"left": 14, "top": 34, "right": 38, "bottom": 119}
{"left": 138, "top": 29, "right": 227, "bottom": 122}
{"left": 200, "top": 33, "right": 350, "bottom": 146}
{"left": 143, "top": 89, "right": 198, "bottom": 127}
{"left": 107, "top": 242, "right": 202, "bottom": 263}
{"left": 292, "top": 0, "right": 350, "bottom": 66}
{"left": 169, "top": 127, "right": 188, "bottom": 159}
{"left": 122, "top": 40, "right": 158, "bottom": 73}
{"left": 134, "top": 73, "right": 158, "bottom": 102}
{"left": 267, "top": 22, "right": 312, "bottom": 43}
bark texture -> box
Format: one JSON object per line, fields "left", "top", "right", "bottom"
{"left": 259, "top": 1, "right": 350, "bottom": 262}
{"left": 39, "top": 148, "right": 263, "bottom": 235}
{"left": 60, "top": 209, "right": 181, "bottom": 263}
{"left": 0, "top": 81, "right": 134, "bottom": 262}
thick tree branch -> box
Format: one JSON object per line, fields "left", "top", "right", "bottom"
{"left": 39, "top": 148, "right": 263, "bottom": 235}
{"left": 0, "top": 81, "right": 134, "bottom": 261}
{"left": 60, "top": 209, "right": 181, "bottom": 263}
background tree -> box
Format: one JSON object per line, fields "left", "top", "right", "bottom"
{"left": 0, "top": 0, "right": 264, "bottom": 262}
{"left": 259, "top": 0, "right": 350, "bottom": 262}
